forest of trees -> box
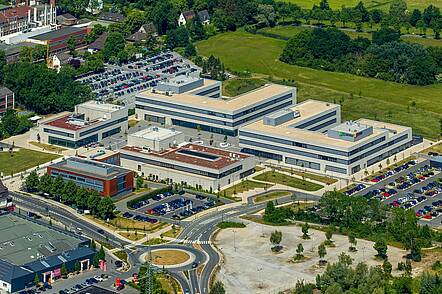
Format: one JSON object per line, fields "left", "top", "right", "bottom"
{"left": 280, "top": 27, "right": 442, "bottom": 85}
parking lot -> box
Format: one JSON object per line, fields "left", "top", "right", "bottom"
{"left": 348, "top": 159, "right": 442, "bottom": 227}
{"left": 126, "top": 191, "right": 216, "bottom": 223}
{"left": 76, "top": 51, "right": 199, "bottom": 107}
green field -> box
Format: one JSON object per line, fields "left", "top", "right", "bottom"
{"left": 223, "top": 78, "right": 267, "bottom": 97}
{"left": 259, "top": 25, "right": 442, "bottom": 47}
{"left": 286, "top": 0, "right": 442, "bottom": 10}
{"left": 253, "top": 171, "right": 324, "bottom": 191}
{"left": 196, "top": 30, "right": 442, "bottom": 139}
{"left": 0, "top": 148, "right": 61, "bottom": 176}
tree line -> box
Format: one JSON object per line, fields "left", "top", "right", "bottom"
{"left": 280, "top": 27, "right": 442, "bottom": 85}
{"left": 24, "top": 171, "right": 115, "bottom": 220}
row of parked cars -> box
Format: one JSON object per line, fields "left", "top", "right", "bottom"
{"left": 387, "top": 165, "right": 434, "bottom": 190}
{"left": 390, "top": 192, "right": 427, "bottom": 209}
{"left": 363, "top": 187, "right": 398, "bottom": 200}
{"left": 344, "top": 183, "right": 366, "bottom": 196}
{"left": 59, "top": 274, "right": 109, "bottom": 294}
{"left": 129, "top": 190, "right": 183, "bottom": 209}
{"left": 122, "top": 211, "right": 158, "bottom": 224}
{"left": 415, "top": 199, "right": 442, "bottom": 219}
{"left": 413, "top": 179, "right": 442, "bottom": 197}
{"left": 370, "top": 160, "right": 417, "bottom": 183}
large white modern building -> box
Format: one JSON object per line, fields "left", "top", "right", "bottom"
{"left": 37, "top": 101, "right": 128, "bottom": 148}
{"left": 135, "top": 77, "right": 296, "bottom": 136}
{"left": 239, "top": 100, "right": 413, "bottom": 177}
{"left": 127, "top": 126, "right": 185, "bottom": 152}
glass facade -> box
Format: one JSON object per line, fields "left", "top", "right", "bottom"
{"left": 48, "top": 134, "right": 98, "bottom": 148}
{"left": 50, "top": 170, "right": 104, "bottom": 192}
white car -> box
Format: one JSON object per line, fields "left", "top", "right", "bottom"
{"left": 219, "top": 142, "right": 230, "bottom": 148}
{"left": 194, "top": 140, "right": 204, "bottom": 145}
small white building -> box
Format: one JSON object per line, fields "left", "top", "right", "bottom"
{"left": 178, "top": 11, "right": 195, "bottom": 26}
{"left": 128, "top": 126, "right": 184, "bottom": 152}
{"left": 37, "top": 101, "right": 128, "bottom": 149}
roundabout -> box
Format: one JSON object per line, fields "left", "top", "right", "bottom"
{"left": 138, "top": 244, "right": 206, "bottom": 270}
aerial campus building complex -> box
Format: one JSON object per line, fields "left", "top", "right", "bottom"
{"left": 135, "top": 78, "right": 413, "bottom": 178}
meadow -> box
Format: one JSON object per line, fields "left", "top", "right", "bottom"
{"left": 285, "top": 0, "right": 442, "bottom": 10}
{"left": 196, "top": 30, "right": 442, "bottom": 139}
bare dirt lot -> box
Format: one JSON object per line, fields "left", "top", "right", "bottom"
{"left": 215, "top": 221, "right": 408, "bottom": 294}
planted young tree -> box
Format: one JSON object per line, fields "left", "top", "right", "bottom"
{"left": 74, "top": 260, "right": 80, "bottom": 273}
{"left": 24, "top": 171, "right": 39, "bottom": 192}
{"left": 61, "top": 263, "right": 68, "bottom": 279}
{"left": 348, "top": 233, "right": 357, "bottom": 252}
{"left": 325, "top": 227, "right": 334, "bottom": 246}
{"left": 374, "top": 238, "right": 388, "bottom": 259}
{"left": 383, "top": 259, "right": 392, "bottom": 278}
{"left": 318, "top": 243, "right": 327, "bottom": 265}
{"left": 34, "top": 273, "right": 40, "bottom": 286}
{"left": 136, "top": 176, "right": 144, "bottom": 190}
{"left": 295, "top": 243, "right": 304, "bottom": 261}
{"left": 270, "top": 230, "right": 283, "bottom": 252}
{"left": 209, "top": 281, "right": 226, "bottom": 294}
{"left": 301, "top": 222, "right": 310, "bottom": 239}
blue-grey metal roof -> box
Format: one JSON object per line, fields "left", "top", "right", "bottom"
{"left": 23, "top": 247, "right": 95, "bottom": 272}
{"left": 0, "top": 260, "right": 32, "bottom": 283}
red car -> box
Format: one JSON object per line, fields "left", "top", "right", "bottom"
{"left": 423, "top": 215, "right": 432, "bottom": 219}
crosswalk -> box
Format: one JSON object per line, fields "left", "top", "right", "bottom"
{"left": 173, "top": 239, "right": 212, "bottom": 245}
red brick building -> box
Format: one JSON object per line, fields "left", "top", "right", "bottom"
{"left": 27, "top": 26, "right": 90, "bottom": 54}
{"left": 47, "top": 157, "right": 134, "bottom": 197}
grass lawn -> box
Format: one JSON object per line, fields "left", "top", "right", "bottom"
{"left": 278, "top": 168, "right": 338, "bottom": 185}
{"left": 86, "top": 215, "right": 167, "bottom": 233}
{"left": 422, "top": 143, "right": 442, "bottom": 154}
{"left": 156, "top": 273, "right": 181, "bottom": 294}
{"left": 0, "top": 148, "right": 61, "bottom": 176}
{"left": 253, "top": 171, "right": 324, "bottom": 191}
{"left": 29, "top": 141, "right": 66, "bottom": 153}
{"left": 284, "top": 0, "right": 442, "bottom": 10}
{"left": 196, "top": 30, "right": 442, "bottom": 140}
{"left": 222, "top": 78, "right": 267, "bottom": 97}
{"left": 148, "top": 250, "right": 190, "bottom": 265}
{"left": 113, "top": 250, "right": 128, "bottom": 263}
{"left": 161, "top": 226, "right": 182, "bottom": 239}
{"left": 118, "top": 232, "right": 146, "bottom": 241}
{"left": 254, "top": 191, "right": 292, "bottom": 203}
{"left": 221, "top": 180, "right": 274, "bottom": 200}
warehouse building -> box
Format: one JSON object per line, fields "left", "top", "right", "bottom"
{"left": 47, "top": 157, "right": 134, "bottom": 197}
{"left": 0, "top": 213, "right": 95, "bottom": 293}
{"left": 120, "top": 143, "right": 255, "bottom": 191}
{"left": 239, "top": 100, "right": 413, "bottom": 177}
{"left": 37, "top": 101, "right": 128, "bottom": 149}
{"left": 135, "top": 78, "right": 296, "bottom": 136}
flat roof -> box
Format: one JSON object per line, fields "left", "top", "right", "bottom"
{"left": 44, "top": 114, "right": 103, "bottom": 131}
{"left": 241, "top": 100, "right": 409, "bottom": 149}
{"left": 30, "top": 27, "right": 85, "bottom": 41}
{"left": 50, "top": 157, "right": 132, "bottom": 180}
{"left": 0, "top": 213, "right": 84, "bottom": 266}
{"left": 330, "top": 121, "right": 371, "bottom": 134}
{"left": 139, "top": 83, "right": 294, "bottom": 113}
{"left": 122, "top": 143, "right": 250, "bottom": 170}
{"left": 77, "top": 101, "right": 125, "bottom": 112}
{"left": 78, "top": 149, "right": 119, "bottom": 160}
{"left": 130, "top": 126, "right": 182, "bottom": 141}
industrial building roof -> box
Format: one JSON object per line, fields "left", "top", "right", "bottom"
{"left": 138, "top": 83, "right": 294, "bottom": 113}
{"left": 0, "top": 213, "right": 85, "bottom": 266}
{"left": 50, "top": 157, "right": 132, "bottom": 180}
{"left": 122, "top": 143, "right": 249, "bottom": 170}
{"left": 30, "top": 27, "right": 86, "bottom": 41}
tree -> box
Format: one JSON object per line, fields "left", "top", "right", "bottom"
{"left": 348, "top": 233, "right": 357, "bottom": 252}
{"left": 38, "top": 173, "right": 53, "bottom": 194}
{"left": 389, "top": 0, "right": 408, "bottom": 29}
{"left": 325, "top": 227, "right": 334, "bottom": 245}
{"left": 409, "top": 9, "right": 422, "bottom": 27}
{"left": 97, "top": 197, "right": 115, "bottom": 220}
{"left": 34, "top": 273, "right": 39, "bottom": 286}
{"left": 295, "top": 243, "right": 304, "bottom": 260}
{"left": 383, "top": 259, "right": 392, "bottom": 277}
{"left": 270, "top": 230, "right": 282, "bottom": 251}
{"left": 74, "top": 260, "right": 80, "bottom": 273}
{"left": 209, "top": 281, "right": 226, "bottom": 294}
{"left": 61, "top": 263, "right": 68, "bottom": 279}
{"left": 302, "top": 222, "right": 310, "bottom": 239}
{"left": 102, "top": 32, "right": 126, "bottom": 62}
{"left": 373, "top": 238, "right": 388, "bottom": 259}
{"left": 67, "top": 36, "right": 76, "bottom": 55}
{"left": 87, "top": 191, "right": 101, "bottom": 215}
{"left": 184, "top": 42, "right": 197, "bottom": 58}
{"left": 51, "top": 175, "right": 65, "bottom": 199}
{"left": 136, "top": 176, "right": 144, "bottom": 190}
{"left": 97, "top": 245, "right": 105, "bottom": 261}
{"left": 318, "top": 243, "right": 327, "bottom": 264}
{"left": 25, "top": 171, "right": 40, "bottom": 192}
{"left": 372, "top": 27, "right": 400, "bottom": 45}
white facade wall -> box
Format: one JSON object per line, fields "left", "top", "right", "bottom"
{"left": 127, "top": 131, "right": 185, "bottom": 151}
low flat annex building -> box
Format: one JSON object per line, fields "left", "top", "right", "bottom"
{"left": 127, "top": 126, "right": 185, "bottom": 152}
{"left": 120, "top": 143, "right": 256, "bottom": 191}
{"left": 239, "top": 100, "right": 413, "bottom": 177}
{"left": 37, "top": 101, "right": 128, "bottom": 148}
{"left": 135, "top": 77, "right": 296, "bottom": 136}
{"left": 47, "top": 157, "right": 134, "bottom": 197}
{"left": 0, "top": 213, "right": 95, "bottom": 293}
